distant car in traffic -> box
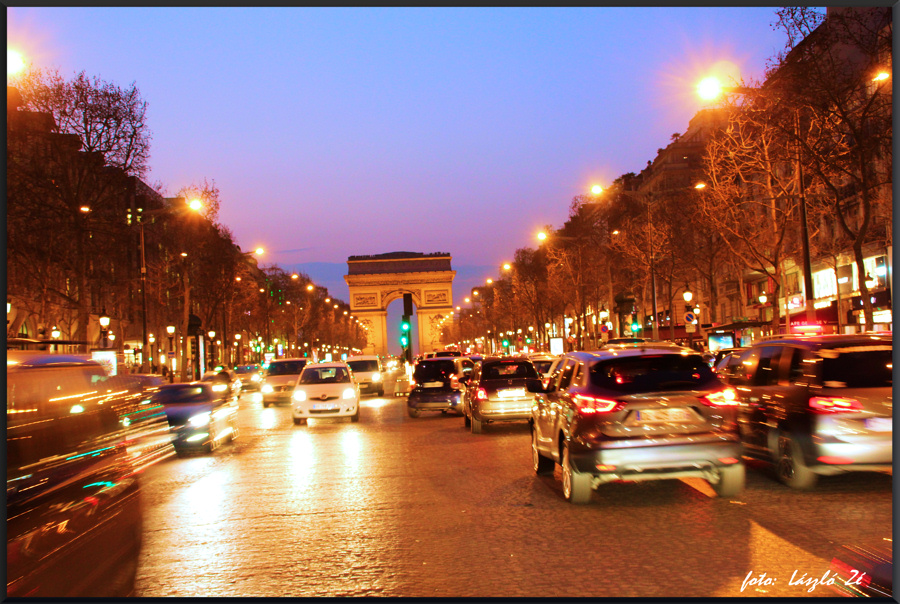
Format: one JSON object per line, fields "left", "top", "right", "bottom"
{"left": 347, "top": 355, "right": 385, "bottom": 397}
{"left": 291, "top": 362, "right": 360, "bottom": 424}
{"left": 433, "top": 350, "right": 462, "bottom": 357}
{"left": 260, "top": 358, "right": 308, "bottom": 407}
{"left": 407, "top": 356, "right": 475, "bottom": 417}
{"left": 531, "top": 347, "right": 745, "bottom": 503}
{"left": 462, "top": 356, "right": 542, "bottom": 433}
{"left": 201, "top": 368, "right": 242, "bottom": 402}
{"left": 719, "top": 333, "right": 892, "bottom": 489}
{"left": 234, "top": 363, "right": 263, "bottom": 391}
{"left": 155, "top": 382, "right": 239, "bottom": 454}
{"left": 527, "top": 352, "right": 557, "bottom": 387}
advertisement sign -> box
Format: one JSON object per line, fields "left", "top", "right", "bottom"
{"left": 549, "top": 337, "right": 564, "bottom": 356}
{"left": 91, "top": 350, "right": 117, "bottom": 376}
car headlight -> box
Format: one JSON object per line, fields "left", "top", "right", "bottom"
{"left": 251, "top": 374, "right": 261, "bottom": 382}
{"left": 188, "top": 412, "right": 211, "bottom": 427}
{"left": 211, "top": 383, "right": 227, "bottom": 392}
{"left": 261, "top": 383, "right": 274, "bottom": 394}
{"left": 293, "top": 390, "right": 307, "bottom": 402}
{"left": 371, "top": 372, "right": 381, "bottom": 382}
{"left": 342, "top": 388, "right": 356, "bottom": 400}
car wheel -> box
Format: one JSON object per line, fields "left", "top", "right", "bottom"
{"left": 464, "top": 413, "right": 471, "bottom": 428}
{"left": 711, "top": 463, "right": 745, "bottom": 497}
{"left": 471, "top": 417, "right": 483, "bottom": 434}
{"left": 532, "top": 428, "right": 555, "bottom": 475}
{"left": 350, "top": 407, "right": 360, "bottom": 422}
{"left": 293, "top": 417, "right": 307, "bottom": 425}
{"left": 775, "top": 433, "right": 817, "bottom": 490}
{"left": 263, "top": 401, "right": 270, "bottom": 408}
{"left": 408, "top": 407, "right": 420, "bottom": 418}
{"left": 377, "top": 388, "right": 384, "bottom": 397}
{"left": 562, "top": 445, "right": 592, "bottom": 504}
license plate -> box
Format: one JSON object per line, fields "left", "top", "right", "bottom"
{"left": 866, "top": 417, "right": 892, "bottom": 432}
{"left": 637, "top": 408, "right": 692, "bottom": 423}
{"left": 498, "top": 388, "right": 526, "bottom": 398}
{"left": 312, "top": 403, "right": 337, "bottom": 410}
{"left": 424, "top": 381, "right": 444, "bottom": 388}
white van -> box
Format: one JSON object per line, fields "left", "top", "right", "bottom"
{"left": 346, "top": 355, "right": 384, "bottom": 397}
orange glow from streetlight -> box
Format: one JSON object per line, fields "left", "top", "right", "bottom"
{"left": 502, "top": 263, "right": 512, "bottom": 271}
{"left": 306, "top": 284, "right": 314, "bottom": 291}
{"left": 697, "top": 76, "right": 724, "bottom": 100}
{"left": 7, "top": 49, "right": 25, "bottom": 76}
{"left": 873, "top": 71, "right": 890, "bottom": 82}
{"left": 254, "top": 247, "right": 264, "bottom": 255}
{"left": 291, "top": 274, "right": 299, "bottom": 279}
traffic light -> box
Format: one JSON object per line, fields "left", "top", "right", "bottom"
{"left": 400, "top": 314, "right": 412, "bottom": 361}
{"left": 631, "top": 322, "right": 641, "bottom": 332}
{"left": 502, "top": 338, "right": 510, "bottom": 347}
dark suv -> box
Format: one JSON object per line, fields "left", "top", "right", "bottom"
{"left": 720, "top": 333, "right": 892, "bottom": 489}
{"left": 407, "top": 356, "right": 475, "bottom": 417}
{"left": 531, "top": 347, "right": 744, "bottom": 503}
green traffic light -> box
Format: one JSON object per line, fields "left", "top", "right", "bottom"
{"left": 502, "top": 339, "right": 510, "bottom": 347}
{"left": 400, "top": 335, "right": 409, "bottom": 346}
{"left": 400, "top": 321, "right": 410, "bottom": 332}
{"left": 631, "top": 323, "right": 640, "bottom": 331}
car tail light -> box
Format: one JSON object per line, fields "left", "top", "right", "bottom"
{"left": 817, "top": 456, "right": 854, "bottom": 464}
{"left": 476, "top": 388, "right": 488, "bottom": 401}
{"left": 573, "top": 394, "right": 622, "bottom": 414}
{"left": 700, "top": 388, "right": 739, "bottom": 407}
{"left": 809, "top": 396, "right": 863, "bottom": 413}
{"left": 450, "top": 375, "right": 460, "bottom": 389}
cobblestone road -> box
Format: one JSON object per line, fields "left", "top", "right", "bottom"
{"left": 135, "top": 380, "right": 892, "bottom": 598}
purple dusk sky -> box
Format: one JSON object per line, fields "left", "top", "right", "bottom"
{"left": 8, "top": 7, "right": 798, "bottom": 351}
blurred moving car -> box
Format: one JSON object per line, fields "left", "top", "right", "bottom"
{"left": 829, "top": 539, "right": 893, "bottom": 598}
{"left": 531, "top": 347, "right": 745, "bottom": 503}
{"left": 154, "top": 382, "right": 238, "bottom": 454}
{"left": 462, "top": 356, "right": 542, "bottom": 433}
{"left": 714, "top": 348, "right": 746, "bottom": 380}
{"left": 260, "top": 358, "right": 309, "bottom": 407}
{"left": 347, "top": 355, "right": 385, "bottom": 397}
{"left": 720, "top": 333, "right": 892, "bottom": 489}
{"left": 234, "top": 363, "right": 263, "bottom": 391}
{"left": 407, "top": 356, "right": 475, "bottom": 418}
{"left": 201, "top": 368, "right": 242, "bottom": 402}
{"left": 433, "top": 350, "right": 462, "bottom": 357}
{"left": 291, "top": 362, "right": 360, "bottom": 424}
{"left": 7, "top": 352, "right": 169, "bottom": 597}
{"left": 601, "top": 337, "right": 651, "bottom": 348}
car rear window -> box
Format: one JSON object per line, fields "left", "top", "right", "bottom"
{"left": 152, "top": 385, "right": 210, "bottom": 404}
{"left": 414, "top": 360, "right": 456, "bottom": 381}
{"left": 235, "top": 366, "right": 259, "bottom": 375}
{"left": 589, "top": 354, "right": 717, "bottom": 393}
{"left": 266, "top": 361, "right": 307, "bottom": 376}
{"left": 481, "top": 361, "right": 539, "bottom": 380}
{"left": 818, "top": 345, "right": 892, "bottom": 388}
{"left": 299, "top": 367, "right": 351, "bottom": 384}
{"left": 348, "top": 360, "right": 379, "bottom": 372}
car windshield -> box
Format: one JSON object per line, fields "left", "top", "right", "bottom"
{"left": 819, "top": 345, "right": 892, "bottom": 388}
{"left": 589, "top": 354, "right": 717, "bottom": 393}
{"left": 413, "top": 360, "right": 456, "bottom": 381}
{"left": 348, "top": 360, "right": 379, "bottom": 372}
{"left": 152, "top": 385, "right": 210, "bottom": 404}
{"left": 234, "top": 366, "right": 259, "bottom": 375}
{"left": 299, "top": 367, "right": 351, "bottom": 384}
{"left": 265, "top": 361, "right": 307, "bottom": 376}
{"left": 482, "top": 361, "right": 538, "bottom": 380}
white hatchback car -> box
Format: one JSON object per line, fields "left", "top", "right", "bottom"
{"left": 291, "top": 362, "right": 361, "bottom": 425}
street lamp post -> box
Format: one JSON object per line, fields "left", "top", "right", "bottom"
{"left": 166, "top": 324, "right": 175, "bottom": 382}
{"left": 99, "top": 310, "right": 110, "bottom": 348}
{"left": 137, "top": 198, "right": 202, "bottom": 373}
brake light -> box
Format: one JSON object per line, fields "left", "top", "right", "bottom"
{"left": 701, "top": 388, "right": 739, "bottom": 407}
{"left": 476, "top": 388, "right": 488, "bottom": 401}
{"left": 809, "top": 396, "right": 862, "bottom": 413}
{"left": 573, "top": 394, "right": 622, "bottom": 414}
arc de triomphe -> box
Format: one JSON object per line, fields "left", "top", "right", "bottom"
{"left": 344, "top": 252, "right": 455, "bottom": 357}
